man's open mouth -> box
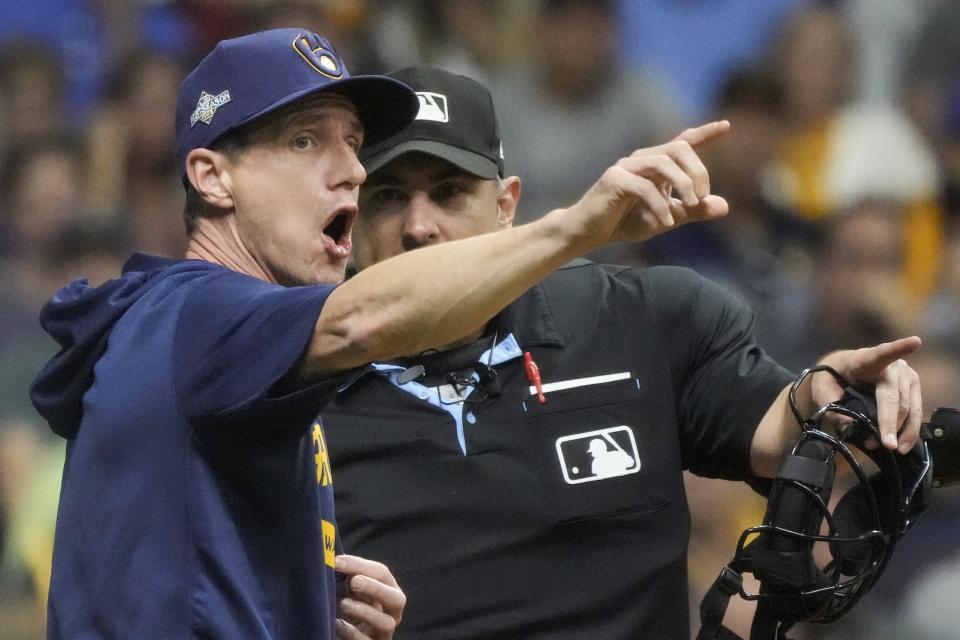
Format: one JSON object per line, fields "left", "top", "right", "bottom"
{"left": 322, "top": 207, "right": 356, "bottom": 254}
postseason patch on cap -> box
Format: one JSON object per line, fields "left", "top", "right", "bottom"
{"left": 190, "top": 90, "right": 232, "bottom": 128}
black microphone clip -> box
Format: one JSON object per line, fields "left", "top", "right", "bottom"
{"left": 475, "top": 363, "right": 502, "bottom": 399}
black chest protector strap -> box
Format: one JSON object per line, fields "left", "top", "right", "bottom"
{"left": 697, "top": 558, "right": 799, "bottom": 640}
{"left": 696, "top": 564, "right": 748, "bottom": 640}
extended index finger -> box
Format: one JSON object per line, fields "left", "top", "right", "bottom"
{"left": 849, "top": 336, "right": 922, "bottom": 383}
{"left": 673, "top": 120, "right": 731, "bottom": 149}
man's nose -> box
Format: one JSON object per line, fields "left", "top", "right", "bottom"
{"left": 332, "top": 145, "right": 367, "bottom": 189}
{"left": 401, "top": 193, "right": 441, "bottom": 250}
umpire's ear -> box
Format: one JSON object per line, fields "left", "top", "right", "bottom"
{"left": 496, "top": 175, "right": 521, "bottom": 229}
{"left": 186, "top": 147, "right": 235, "bottom": 210}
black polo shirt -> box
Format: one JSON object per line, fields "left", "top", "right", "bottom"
{"left": 322, "top": 261, "right": 793, "bottom": 639}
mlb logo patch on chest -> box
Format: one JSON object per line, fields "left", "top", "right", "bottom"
{"left": 555, "top": 426, "right": 640, "bottom": 484}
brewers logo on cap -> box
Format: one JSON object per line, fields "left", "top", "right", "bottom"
{"left": 293, "top": 33, "right": 343, "bottom": 79}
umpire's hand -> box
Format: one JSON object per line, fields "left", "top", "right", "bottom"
{"left": 335, "top": 555, "right": 406, "bottom": 639}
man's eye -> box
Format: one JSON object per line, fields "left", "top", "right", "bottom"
{"left": 293, "top": 135, "right": 314, "bottom": 149}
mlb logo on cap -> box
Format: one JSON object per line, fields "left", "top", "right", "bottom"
{"left": 175, "top": 28, "right": 419, "bottom": 180}
{"left": 415, "top": 92, "right": 450, "bottom": 123}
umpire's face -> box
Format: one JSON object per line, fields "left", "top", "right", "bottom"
{"left": 352, "top": 153, "right": 519, "bottom": 270}
{"left": 207, "top": 93, "right": 366, "bottom": 287}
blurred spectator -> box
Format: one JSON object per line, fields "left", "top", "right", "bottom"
{"left": 0, "top": 83, "right": 7, "bottom": 184}
{"left": 0, "top": 136, "right": 128, "bottom": 429}
{"left": 415, "top": 0, "right": 499, "bottom": 81}
{"left": 1, "top": 425, "right": 64, "bottom": 638}
{"left": 179, "top": 0, "right": 252, "bottom": 55}
{"left": 249, "top": 0, "right": 387, "bottom": 73}
{"left": 0, "top": 421, "right": 47, "bottom": 640}
{"left": 945, "top": 83, "right": 960, "bottom": 219}
{"left": 0, "top": 217, "right": 125, "bottom": 638}
{"left": 0, "top": 136, "right": 87, "bottom": 283}
{"left": 776, "top": 200, "right": 910, "bottom": 372}
{"left": 0, "top": 0, "right": 194, "bottom": 121}
{"left": 0, "top": 42, "right": 68, "bottom": 150}
{"left": 901, "top": 0, "right": 960, "bottom": 178}
{"left": 86, "top": 49, "right": 188, "bottom": 258}
{"left": 0, "top": 474, "right": 6, "bottom": 571}
{"left": 491, "top": 0, "right": 681, "bottom": 224}
{"left": 616, "top": 0, "right": 804, "bottom": 121}
{"left": 405, "top": 0, "right": 530, "bottom": 84}
{"left": 842, "top": 0, "right": 936, "bottom": 105}
{"left": 772, "top": 4, "right": 944, "bottom": 305}
{"left": 640, "top": 68, "right": 815, "bottom": 356}
{"left": 921, "top": 223, "right": 960, "bottom": 355}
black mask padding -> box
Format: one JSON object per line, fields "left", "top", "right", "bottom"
{"left": 829, "top": 475, "right": 884, "bottom": 576}
{"left": 750, "top": 439, "right": 836, "bottom": 621}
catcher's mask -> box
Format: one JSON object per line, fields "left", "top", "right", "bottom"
{"left": 697, "top": 365, "right": 960, "bottom": 640}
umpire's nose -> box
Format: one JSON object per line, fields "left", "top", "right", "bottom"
{"left": 400, "top": 192, "right": 441, "bottom": 251}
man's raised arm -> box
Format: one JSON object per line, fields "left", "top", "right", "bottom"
{"left": 303, "top": 121, "right": 732, "bottom": 378}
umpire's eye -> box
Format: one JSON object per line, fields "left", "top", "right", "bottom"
{"left": 432, "top": 181, "right": 469, "bottom": 204}
{"left": 370, "top": 187, "right": 406, "bottom": 203}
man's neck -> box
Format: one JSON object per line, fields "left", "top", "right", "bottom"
{"left": 185, "top": 217, "right": 273, "bottom": 283}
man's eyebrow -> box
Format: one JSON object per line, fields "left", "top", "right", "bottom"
{"left": 284, "top": 105, "right": 363, "bottom": 135}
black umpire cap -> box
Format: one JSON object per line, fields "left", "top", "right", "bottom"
{"left": 359, "top": 67, "right": 505, "bottom": 179}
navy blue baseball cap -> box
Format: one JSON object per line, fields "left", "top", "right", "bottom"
{"left": 175, "top": 28, "right": 419, "bottom": 179}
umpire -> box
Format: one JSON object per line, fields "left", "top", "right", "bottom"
{"left": 320, "top": 67, "right": 925, "bottom": 639}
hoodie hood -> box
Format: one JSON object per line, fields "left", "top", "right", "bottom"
{"left": 30, "top": 254, "right": 181, "bottom": 438}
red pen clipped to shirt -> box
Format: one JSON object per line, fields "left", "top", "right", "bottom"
{"left": 523, "top": 351, "right": 546, "bottom": 404}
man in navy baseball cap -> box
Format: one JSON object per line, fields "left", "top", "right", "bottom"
{"left": 175, "top": 27, "right": 419, "bottom": 178}
{"left": 33, "top": 28, "right": 427, "bottom": 640}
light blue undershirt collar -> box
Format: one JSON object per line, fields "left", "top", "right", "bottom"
{"left": 369, "top": 333, "right": 523, "bottom": 455}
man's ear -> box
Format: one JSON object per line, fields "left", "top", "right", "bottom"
{"left": 186, "top": 148, "right": 235, "bottom": 209}
{"left": 496, "top": 175, "right": 521, "bottom": 228}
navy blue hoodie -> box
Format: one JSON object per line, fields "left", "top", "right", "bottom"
{"left": 31, "top": 253, "right": 343, "bottom": 639}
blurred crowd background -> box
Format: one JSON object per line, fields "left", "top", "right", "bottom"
{"left": 0, "top": 0, "right": 959, "bottom": 638}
